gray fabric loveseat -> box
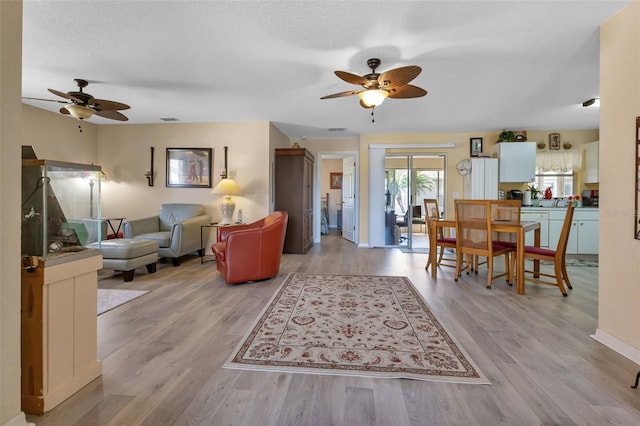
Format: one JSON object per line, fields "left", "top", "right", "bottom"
{"left": 123, "top": 203, "right": 211, "bottom": 266}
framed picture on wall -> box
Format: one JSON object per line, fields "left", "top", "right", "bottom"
{"left": 470, "top": 137, "right": 483, "bottom": 157}
{"left": 330, "top": 172, "right": 343, "bottom": 189}
{"left": 549, "top": 133, "right": 561, "bottom": 150}
{"left": 166, "top": 148, "right": 212, "bottom": 188}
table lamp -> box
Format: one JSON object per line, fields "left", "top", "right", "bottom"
{"left": 212, "top": 178, "right": 242, "bottom": 225}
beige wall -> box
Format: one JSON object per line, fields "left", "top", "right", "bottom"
{"left": 22, "top": 104, "right": 98, "bottom": 163}
{"left": 357, "top": 130, "right": 600, "bottom": 245}
{"left": 98, "top": 121, "right": 273, "bottom": 252}
{"left": 597, "top": 0, "right": 640, "bottom": 359}
{"left": 1, "top": 0, "right": 24, "bottom": 423}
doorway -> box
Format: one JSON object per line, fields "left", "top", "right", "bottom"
{"left": 316, "top": 152, "right": 358, "bottom": 245}
{"left": 384, "top": 154, "right": 446, "bottom": 249}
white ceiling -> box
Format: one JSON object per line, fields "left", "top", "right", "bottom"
{"left": 21, "top": 1, "right": 630, "bottom": 140}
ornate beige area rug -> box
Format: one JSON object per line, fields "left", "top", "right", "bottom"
{"left": 224, "top": 273, "right": 490, "bottom": 384}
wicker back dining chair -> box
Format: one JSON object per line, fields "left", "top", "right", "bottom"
{"left": 424, "top": 198, "right": 457, "bottom": 270}
{"left": 518, "top": 204, "right": 575, "bottom": 296}
{"left": 454, "top": 200, "right": 512, "bottom": 289}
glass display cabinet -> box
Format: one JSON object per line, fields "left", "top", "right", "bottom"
{"left": 22, "top": 159, "right": 104, "bottom": 266}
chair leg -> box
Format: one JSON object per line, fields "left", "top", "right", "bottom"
{"left": 486, "top": 257, "right": 493, "bottom": 289}
{"left": 454, "top": 252, "right": 462, "bottom": 281}
{"left": 504, "top": 253, "right": 510, "bottom": 283}
{"left": 554, "top": 261, "right": 568, "bottom": 296}
{"left": 437, "top": 247, "right": 445, "bottom": 265}
{"left": 561, "top": 258, "right": 573, "bottom": 289}
{"left": 508, "top": 252, "right": 516, "bottom": 286}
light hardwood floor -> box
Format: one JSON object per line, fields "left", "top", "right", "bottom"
{"left": 27, "top": 231, "right": 640, "bottom": 425}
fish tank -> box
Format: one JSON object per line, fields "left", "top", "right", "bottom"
{"left": 22, "top": 157, "right": 104, "bottom": 266}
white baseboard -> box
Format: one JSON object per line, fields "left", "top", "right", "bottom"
{"left": 591, "top": 328, "right": 640, "bottom": 366}
{"left": 3, "top": 412, "right": 34, "bottom": 426}
{"left": 357, "top": 243, "right": 370, "bottom": 248}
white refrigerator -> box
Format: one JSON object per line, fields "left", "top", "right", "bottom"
{"left": 463, "top": 158, "right": 498, "bottom": 199}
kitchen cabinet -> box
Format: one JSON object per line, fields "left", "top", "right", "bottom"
{"left": 275, "top": 148, "right": 314, "bottom": 254}
{"left": 548, "top": 208, "right": 599, "bottom": 255}
{"left": 583, "top": 141, "right": 599, "bottom": 183}
{"left": 521, "top": 210, "right": 549, "bottom": 248}
{"left": 495, "top": 141, "right": 536, "bottom": 183}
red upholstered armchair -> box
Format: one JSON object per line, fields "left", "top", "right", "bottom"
{"left": 211, "top": 211, "right": 288, "bottom": 284}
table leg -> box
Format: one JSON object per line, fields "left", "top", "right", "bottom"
{"left": 429, "top": 222, "right": 437, "bottom": 277}
{"left": 533, "top": 227, "right": 540, "bottom": 278}
{"left": 517, "top": 228, "right": 525, "bottom": 295}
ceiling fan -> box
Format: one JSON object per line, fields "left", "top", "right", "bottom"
{"left": 320, "top": 58, "right": 427, "bottom": 121}
{"left": 23, "top": 78, "right": 130, "bottom": 121}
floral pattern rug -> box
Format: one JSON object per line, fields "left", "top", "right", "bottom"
{"left": 224, "top": 273, "right": 490, "bottom": 384}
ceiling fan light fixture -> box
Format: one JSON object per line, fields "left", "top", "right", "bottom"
{"left": 582, "top": 97, "right": 600, "bottom": 108}
{"left": 358, "top": 89, "right": 389, "bottom": 107}
{"left": 64, "top": 104, "right": 96, "bottom": 120}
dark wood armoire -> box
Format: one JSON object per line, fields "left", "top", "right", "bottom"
{"left": 275, "top": 148, "right": 314, "bottom": 254}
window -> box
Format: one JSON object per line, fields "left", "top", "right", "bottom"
{"left": 534, "top": 168, "right": 574, "bottom": 197}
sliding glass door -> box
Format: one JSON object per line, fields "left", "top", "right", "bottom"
{"left": 384, "top": 154, "right": 446, "bottom": 249}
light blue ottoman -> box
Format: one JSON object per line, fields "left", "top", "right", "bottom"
{"left": 87, "top": 238, "right": 159, "bottom": 282}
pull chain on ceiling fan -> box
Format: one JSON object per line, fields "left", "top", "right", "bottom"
{"left": 321, "top": 58, "right": 428, "bottom": 122}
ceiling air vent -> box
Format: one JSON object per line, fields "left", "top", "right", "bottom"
{"left": 160, "top": 117, "right": 180, "bottom": 122}
{"left": 328, "top": 128, "right": 346, "bottom": 132}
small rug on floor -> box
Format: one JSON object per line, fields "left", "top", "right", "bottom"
{"left": 533, "top": 258, "right": 598, "bottom": 267}
{"left": 224, "top": 273, "right": 490, "bottom": 384}
{"left": 98, "top": 289, "right": 149, "bottom": 316}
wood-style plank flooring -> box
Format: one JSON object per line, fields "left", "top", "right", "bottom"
{"left": 27, "top": 231, "right": 640, "bottom": 425}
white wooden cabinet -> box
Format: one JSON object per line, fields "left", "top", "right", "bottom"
{"left": 521, "top": 209, "right": 549, "bottom": 248}
{"left": 584, "top": 141, "right": 599, "bottom": 183}
{"left": 548, "top": 208, "right": 599, "bottom": 254}
{"left": 495, "top": 142, "right": 536, "bottom": 183}
{"left": 21, "top": 253, "right": 103, "bottom": 414}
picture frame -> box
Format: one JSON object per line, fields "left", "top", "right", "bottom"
{"left": 166, "top": 148, "right": 212, "bottom": 188}
{"left": 549, "top": 133, "right": 561, "bottom": 150}
{"left": 330, "top": 172, "right": 343, "bottom": 189}
{"left": 470, "top": 137, "right": 483, "bottom": 157}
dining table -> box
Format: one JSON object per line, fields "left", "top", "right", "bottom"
{"left": 428, "top": 219, "right": 540, "bottom": 295}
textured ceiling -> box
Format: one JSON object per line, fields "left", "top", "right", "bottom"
{"left": 21, "top": 1, "right": 630, "bottom": 139}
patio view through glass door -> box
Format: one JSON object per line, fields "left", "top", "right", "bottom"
{"left": 384, "top": 154, "right": 446, "bottom": 249}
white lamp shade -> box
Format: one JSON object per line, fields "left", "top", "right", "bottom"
{"left": 212, "top": 178, "right": 242, "bottom": 225}
{"left": 211, "top": 178, "right": 242, "bottom": 195}
{"left": 64, "top": 104, "right": 96, "bottom": 120}
{"left": 358, "top": 89, "right": 389, "bottom": 107}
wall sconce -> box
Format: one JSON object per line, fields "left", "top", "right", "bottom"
{"left": 220, "top": 146, "right": 228, "bottom": 179}
{"left": 145, "top": 147, "right": 154, "bottom": 186}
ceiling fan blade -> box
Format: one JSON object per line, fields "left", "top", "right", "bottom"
{"left": 320, "top": 89, "right": 362, "bottom": 100}
{"left": 359, "top": 99, "right": 373, "bottom": 109}
{"left": 23, "top": 96, "right": 71, "bottom": 104}
{"left": 334, "top": 71, "right": 370, "bottom": 87}
{"left": 48, "top": 88, "right": 83, "bottom": 104}
{"left": 379, "top": 66, "right": 422, "bottom": 89}
{"left": 95, "top": 109, "right": 129, "bottom": 121}
{"left": 59, "top": 106, "right": 70, "bottom": 115}
{"left": 89, "top": 98, "right": 130, "bottom": 111}
{"left": 387, "top": 84, "right": 428, "bottom": 99}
